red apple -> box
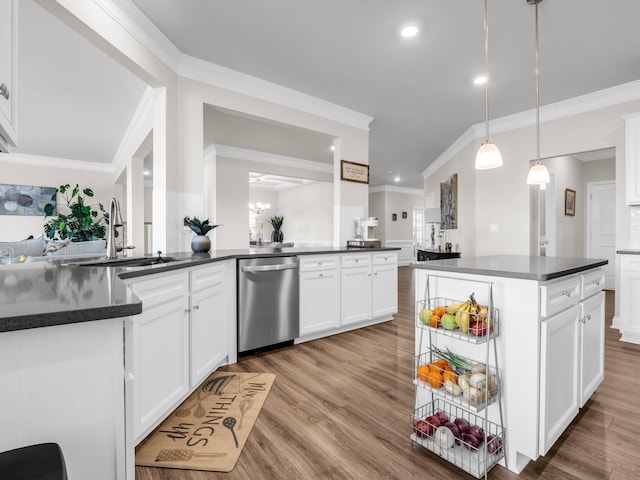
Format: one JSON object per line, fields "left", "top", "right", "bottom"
{"left": 469, "top": 321, "right": 487, "bottom": 337}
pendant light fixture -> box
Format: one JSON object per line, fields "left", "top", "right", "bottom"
{"left": 526, "top": 0, "right": 550, "bottom": 185}
{"left": 475, "top": 0, "right": 503, "bottom": 170}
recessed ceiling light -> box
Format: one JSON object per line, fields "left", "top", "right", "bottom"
{"left": 330, "top": 145, "right": 335, "bottom": 151}
{"left": 474, "top": 76, "right": 487, "bottom": 85}
{"left": 143, "top": 170, "right": 150, "bottom": 176}
{"left": 394, "top": 177, "right": 401, "bottom": 182}
{"left": 400, "top": 25, "right": 418, "bottom": 38}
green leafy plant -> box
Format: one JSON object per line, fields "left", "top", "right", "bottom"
{"left": 268, "top": 215, "right": 284, "bottom": 230}
{"left": 183, "top": 216, "right": 220, "bottom": 235}
{"left": 43, "top": 184, "right": 109, "bottom": 242}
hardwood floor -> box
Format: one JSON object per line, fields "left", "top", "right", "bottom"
{"left": 136, "top": 267, "right": 640, "bottom": 480}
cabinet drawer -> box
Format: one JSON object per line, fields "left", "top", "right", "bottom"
{"left": 299, "top": 255, "right": 339, "bottom": 272}
{"left": 191, "top": 263, "right": 226, "bottom": 293}
{"left": 581, "top": 268, "right": 605, "bottom": 299}
{"left": 127, "top": 272, "right": 189, "bottom": 308}
{"left": 540, "top": 275, "right": 580, "bottom": 318}
{"left": 373, "top": 252, "right": 398, "bottom": 265}
{"left": 341, "top": 253, "right": 371, "bottom": 268}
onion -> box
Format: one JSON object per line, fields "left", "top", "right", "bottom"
{"left": 444, "top": 379, "right": 462, "bottom": 396}
{"left": 434, "top": 426, "right": 455, "bottom": 448}
{"left": 471, "top": 362, "right": 486, "bottom": 374}
{"left": 458, "top": 374, "right": 470, "bottom": 392}
{"left": 469, "top": 373, "right": 487, "bottom": 389}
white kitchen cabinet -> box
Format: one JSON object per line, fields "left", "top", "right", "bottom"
{"left": 624, "top": 112, "right": 640, "bottom": 205}
{"left": 372, "top": 252, "right": 398, "bottom": 317}
{"left": 189, "top": 263, "right": 229, "bottom": 386}
{"left": 341, "top": 253, "right": 373, "bottom": 325}
{"left": 125, "top": 271, "right": 190, "bottom": 442}
{"left": 0, "top": 0, "right": 18, "bottom": 151}
{"left": 578, "top": 291, "right": 605, "bottom": 407}
{"left": 299, "top": 255, "right": 340, "bottom": 335}
{"left": 619, "top": 254, "right": 640, "bottom": 344}
{"left": 539, "top": 304, "right": 580, "bottom": 455}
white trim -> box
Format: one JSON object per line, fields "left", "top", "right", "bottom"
{"left": 369, "top": 184, "right": 424, "bottom": 196}
{"left": 92, "top": 2, "right": 373, "bottom": 132}
{"left": 0, "top": 152, "right": 114, "bottom": 172}
{"left": 94, "top": 0, "right": 181, "bottom": 71}
{"left": 112, "top": 86, "right": 154, "bottom": 176}
{"left": 423, "top": 79, "right": 640, "bottom": 179}
{"left": 213, "top": 144, "right": 333, "bottom": 174}
{"left": 178, "top": 56, "right": 373, "bottom": 131}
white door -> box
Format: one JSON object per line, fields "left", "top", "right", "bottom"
{"left": 588, "top": 182, "right": 616, "bottom": 289}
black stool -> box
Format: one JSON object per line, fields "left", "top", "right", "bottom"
{"left": 0, "top": 443, "right": 68, "bottom": 480}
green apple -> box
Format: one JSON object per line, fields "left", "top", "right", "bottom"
{"left": 441, "top": 312, "right": 457, "bottom": 330}
{"left": 419, "top": 308, "right": 432, "bottom": 325}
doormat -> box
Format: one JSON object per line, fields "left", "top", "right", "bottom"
{"left": 135, "top": 371, "right": 276, "bottom": 472}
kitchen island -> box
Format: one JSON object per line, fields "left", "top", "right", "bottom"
{"left": 411, "top": 255, "right": 607, "bottom": 475}
{"left": 0, "top": 246, "right": 398, "bottom": 479}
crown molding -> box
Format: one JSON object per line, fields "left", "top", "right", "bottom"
{"left": 1, "top": 152, "right": 114, "bottom": 172}
{"left": 178, "top": 55, "right": 373, "bottom": 131}
{"left": 92, "top": 2, "right": 373, "bottom": 132}
{"left": 94, "top": 0, "right": 181, "bottom": 71}
{"left": 423, "top": 79, "right": 640, "bottom": 179}
{"left": 369, "top": 185, "right": 424, "bottom": 196}
{"left": 212, "top": 144, "right": 333, "bottom": 174}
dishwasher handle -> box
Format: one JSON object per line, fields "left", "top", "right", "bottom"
{"left": 241, "top": 262, "right": 298, "bottom": 273}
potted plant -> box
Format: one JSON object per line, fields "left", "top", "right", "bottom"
{"left": 43, "top": 184, "right": 111, "bottom": 254}
{"left": 184, "top": 216, "right": 220, "bottom": 253}
{"left": 268, "top": 215, "right": 285, "bottom": 243}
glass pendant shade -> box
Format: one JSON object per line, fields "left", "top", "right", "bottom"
{"left": 475, "top": 139, "right": 503, "bottom": 169}
{"left": 526, "top": 162, "right": 550, "bottom": 185}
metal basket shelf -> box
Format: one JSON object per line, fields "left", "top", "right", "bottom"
{"left": 414, "top": 350, "right": 500, "bottom": 414}
{"left": 415, "top": 297, "right": 500, "bottom": 344}
{"left": 411, "top": 398, "right": 505, "bottom": 479}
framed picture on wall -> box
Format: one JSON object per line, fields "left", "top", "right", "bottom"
{"left": 402, "top": 211, "right": 407, "bottom": 219}
{"left": 392, "top": 213, "right": 397, "bottom": 221}
{"left": 565, "top": 188, "right": 576, "bottom": 216}
{"left": 340, "top": 160, "right": 369, "bottom": 184}
{"left": 440, "top": 173, "right": 458, "bottom": 229}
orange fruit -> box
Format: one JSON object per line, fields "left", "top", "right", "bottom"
{"left": 443, "top": 371, "right": 458, "bottom": 384}
{"left": 430, "top": 315, "right": 440, "bottom": 328}
{"left": 417, "top": 365, "right": 430, "bottom": 382}
{"left": 434, "top": 306, "right": 446, "bottom": 317}
{"left": 428, "top": 370, "right": 444, "bottom": 389}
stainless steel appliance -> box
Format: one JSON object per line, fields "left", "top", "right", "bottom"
{"left": 238, "top": 256, "right": 299, "bottom": 353}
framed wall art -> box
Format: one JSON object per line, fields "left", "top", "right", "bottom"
{"left": 0, "top": 184, "right": 56, "bottom": 216}
{"left": 565, "top": 188, "right": 576, "bottom": 216}
{"left": 340, "top": 160, "right": 369, "bottom": 184}
{"left": 440, "top": 174, "right": 458, "bottom": 229}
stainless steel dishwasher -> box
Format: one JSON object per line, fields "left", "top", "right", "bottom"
{"left": 238, "top": 256, "right": 299, "bottom": 353}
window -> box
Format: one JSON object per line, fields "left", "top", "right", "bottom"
{"left": 413, "top": 208, "right": 425, "bottom": 255}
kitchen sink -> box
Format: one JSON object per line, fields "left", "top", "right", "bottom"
{"left": 63, "top": 256, "right": 177, "bottom": 267}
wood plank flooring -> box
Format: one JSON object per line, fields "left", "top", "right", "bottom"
{"left": 136, "top": 267, "right": 640, "bottom": 480}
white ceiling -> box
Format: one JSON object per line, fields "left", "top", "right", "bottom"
{"left": 12, "top": 0, "right": 640, "bottom": 189}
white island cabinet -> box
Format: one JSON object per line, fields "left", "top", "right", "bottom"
{"left": 412, "top": 255, "right": 606, "bottom": 474}
{"left": 299, "top": 255, "right": 341, "bottom": 335}
{"left": 618, "top": 252, "right": 640, "bottom": 344}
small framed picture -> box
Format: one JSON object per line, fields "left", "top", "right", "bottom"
{"left": 565, "top": 188, "right": 576, "bottom": 216}
{"left": 340, "top": 160, "right": 369, "bottom": 184}
{"left": 402, "top": 211, "right": 407, "bottom": 219}
{"left": 392, "top": 213, "right": 397, "bottom": 221}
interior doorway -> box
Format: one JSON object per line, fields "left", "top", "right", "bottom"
{"left": 587, "top": 181, "right": 616, "bottom": 289}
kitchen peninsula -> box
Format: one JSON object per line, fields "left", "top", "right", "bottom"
{"left": 0, "top": 246, "right": 398, "bottom": 479}
{"left": 411, "top": 255, "right": 607, "bottom": 475}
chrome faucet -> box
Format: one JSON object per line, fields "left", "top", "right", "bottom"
{"left": 106, "top": 198, "right": 123, "bottom": 259}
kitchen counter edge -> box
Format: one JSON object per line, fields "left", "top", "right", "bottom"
{"left": 0, "top": 246, "right": 400, "bottom": 332}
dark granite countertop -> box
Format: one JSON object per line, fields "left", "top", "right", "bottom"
{"left": 411, "top": 255, "right": 607, "bottom": 281}
{"left": 0, "top": 246, "right": 399, "bottom": 332}
{"left": 617, "top": 249, "right": 640, "bottom": 255}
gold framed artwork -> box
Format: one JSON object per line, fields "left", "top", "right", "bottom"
{"left": 565, "top": 188, "right": 576, "bottom": 216}
{"left": 340, "top": 160, "right": 369, "bottom": 184}
{"left": 440, "top": 173, "right": 458, "bottom": 229}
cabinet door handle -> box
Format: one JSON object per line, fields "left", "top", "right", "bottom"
{"left": 193, "top": 304, "right": 200, "bottom": 310}
{"left": 319, "top": 273, "right": 324, "bottom": 277}
{"left": 185, "top": 308, "right": 191, "bottom": 313}
{"left": 565, "top": 291, "right": 571, "bottom": 298}
{"left": 594, "top": 280, "right": 600, "bottom": 286}
{"left": 580, "top": 314, "right": 591, "bottom": 324}
{"left": 0, "top": 84, "right": 9, "bottom": 100}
